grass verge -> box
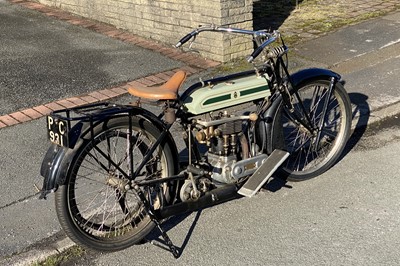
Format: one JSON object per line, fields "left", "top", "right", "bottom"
{"left": 31, "top": 246, "right": 85, "bottom": 266}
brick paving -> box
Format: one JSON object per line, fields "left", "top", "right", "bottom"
{"left": 1, "top": 0, "right": 399, "bottom": 129}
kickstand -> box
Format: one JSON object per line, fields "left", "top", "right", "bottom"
{"left": 134, "top": 185, "right": 180, "bottom": 258}
{"left": 152, "top": 219, "right": 180, "bottom": 259}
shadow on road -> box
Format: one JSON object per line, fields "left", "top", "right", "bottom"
{"left": 342, "top": 92, "right": 370, "bottom": 157}
{"left": 144, "top": 210, "right": 202, "bottom": 258}
{"left": 263, "top": 177, "right": 292, "bottom": 192}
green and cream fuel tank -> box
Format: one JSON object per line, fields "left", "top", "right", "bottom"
{"left": 182, "top": 74, "right": 271, "bottom": 115}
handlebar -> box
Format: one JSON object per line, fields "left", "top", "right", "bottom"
{"left": 175, "top": 25, "right": 280, "bottom": 62}
{"left": 175, "top": 33, "right": 196, "bottom": 48}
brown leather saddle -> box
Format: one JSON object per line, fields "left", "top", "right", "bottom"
{"left": 128, "top": 70, "right": 186, "bottom": 100}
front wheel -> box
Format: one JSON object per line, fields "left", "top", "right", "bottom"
{"left": 55, "top": 116, "right": 177, "bottom": 252}
{"left": 272, "top": 79, "right": 351, "bottom": 181}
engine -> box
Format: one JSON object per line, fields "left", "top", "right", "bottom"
{"left": 193, "top": 111, "right": 254, "bottom": 184}
{"left": 195, "top": 113, "right": 243, "bottom": 156}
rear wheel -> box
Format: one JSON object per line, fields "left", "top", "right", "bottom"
{"left": 272, "top": 80, "right": 351, "bottom": 181}
{"left": 55, "top": 116, "right": 176, "bottom": 251}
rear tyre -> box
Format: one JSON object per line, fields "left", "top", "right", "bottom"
{"left": 55, "top": 116, "right": 176, "bottom": 251}
{"left": 272, "top": 80, "right": 351, "bottom": 181}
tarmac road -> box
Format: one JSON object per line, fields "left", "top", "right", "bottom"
{"left": 297, "top": 12, "right": 400, "bottom": 120}
{"left": 74, "top": 121, "right": 400, "bottom": 266}
{"left": 0, "top": 0, "right": 182, "bottom": 116}
{"left": 0, "top": 1, "right": 400, "bottom": 265}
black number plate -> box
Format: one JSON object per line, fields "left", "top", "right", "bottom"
{"left": 47, "top": 116, "right": 69, "bottom": 147}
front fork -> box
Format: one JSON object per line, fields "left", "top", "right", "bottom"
{"left": 282, "top": 74, "right": 336, "bottom": 150}
{"left": 312, "top": 76, "right": 336, "bottom": 149}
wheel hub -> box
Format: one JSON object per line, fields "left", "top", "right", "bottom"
{"left": 106, "top": 175, "right": 130, "bottom": 192}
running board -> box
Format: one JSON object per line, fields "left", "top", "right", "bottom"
{"left": 238, "top": 149, "right": 289, "bottom": 198}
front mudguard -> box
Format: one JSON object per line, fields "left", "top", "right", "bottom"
{"left": 39, "top": 106, "right": 178, "bottom": 199}
{"left": 258, "top": 68, "right": 342, "bottom": 154}
{"left": 289, "top": 68, "right": 341, "bottom": 90}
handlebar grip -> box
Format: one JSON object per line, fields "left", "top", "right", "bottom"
{"left": 247, "top": 46, "right": 264, "bottom": 63}
{"left": 175, "top": 33, "right": 194, "bottom": 48}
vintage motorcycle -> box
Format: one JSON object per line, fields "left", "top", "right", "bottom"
{"left": 39, "top": 25, "right": 351, "bottom": 257}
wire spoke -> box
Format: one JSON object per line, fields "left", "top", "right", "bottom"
{"left": 65, "top": 123, "right": 169, "bottom": 240}
{"left": 282, "top": 82, "right": 344, "bottom": 173}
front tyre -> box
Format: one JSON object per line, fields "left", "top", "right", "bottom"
{"left": 55, "top": 116, "right": 176, "bottom": 252}
{"left": 272, "top": 80, "right": 351, "bottom": 181}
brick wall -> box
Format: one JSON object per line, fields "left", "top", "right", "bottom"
{"left": 36, "top": 0, "right": 253, "bottom": 62}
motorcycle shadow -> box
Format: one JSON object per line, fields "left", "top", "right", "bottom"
{"left": 341, "top": 91, "right": 370, "bottom": 158}
{"left": 262, "top": 176, "right": 292, "bottom": 192}
{"left": 143, "top": 210, "right": 202, "bottom": 258}
{"left": 142, "top": 176, "right": 291, "bottom": 258}
{"left": 142, "top": 174, "right": 291, "bottom": 259}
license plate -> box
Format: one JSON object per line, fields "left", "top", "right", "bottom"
{"left": 47, "top": 115, "right": 69, "bottom": 147}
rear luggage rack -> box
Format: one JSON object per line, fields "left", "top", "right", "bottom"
{"left": 47, "top": 103, "right": 140, "bottom": 148}
{"left": 50, "top": 102, "right": 137, "bottom": 122}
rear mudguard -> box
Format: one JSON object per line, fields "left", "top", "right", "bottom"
{"left": 39, "top": 106, "right": 178, "bottom": 199}
{"left": 258, "top": 68, "right": 341, "bottom": 154}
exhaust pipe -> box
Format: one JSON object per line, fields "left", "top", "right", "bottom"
{"left": 155, "top": 184, "right": 240, "bottom": 219}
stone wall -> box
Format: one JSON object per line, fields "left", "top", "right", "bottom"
{"left": 36, "top": 0, "right": 253, "bottom": 62}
